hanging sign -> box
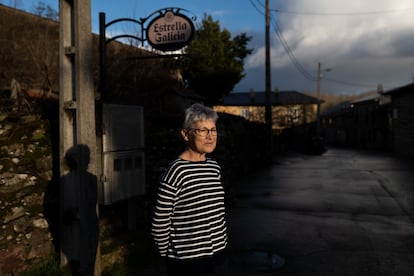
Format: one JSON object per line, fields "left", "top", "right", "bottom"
{"left": 146, "top": 10, "right": 195, "bottom": 52}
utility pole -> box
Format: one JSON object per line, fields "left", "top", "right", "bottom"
{"left": 316, "top": 62, "right": 321, "bottom": 138}
{"left": 59, "top": 0, "right": 100, "bottom": 274}
{"left": 316, "top": 62, "right": 331, "bottom": 138}
{"left": 265, "top": 0, "right": 273, "bottom": 160}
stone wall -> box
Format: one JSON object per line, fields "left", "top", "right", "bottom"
{"left": 0, "top": 108, "right": 55, "bottom": 274}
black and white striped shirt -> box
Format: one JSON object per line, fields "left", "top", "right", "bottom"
{"left": 152, "top": 157, "right": 228, "bottom": 260}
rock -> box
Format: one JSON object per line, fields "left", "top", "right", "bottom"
{"left": 32, "top": 127, "right": 46, "bottom": 140}
{"left": 17, "top": 174, "right": 28, "bottom": 180}
{"left": 2, "top": 174, "right": 25, "bottom": 191}
{"left": 32, "top": 218, "right": 48, "bottom": 229}
{"left": 35, "top": 156, "right": 53, "bottom": 171}
{"left": 27, "top": 144, "right": 36, "bottom": 153}
{"left": 23, "top": 193, "right": 43, "bottom": 206}
{"left": 39, "top": 171, "right": 52, "bottom": 181}
{"left": 20, "top": 115, "right": 39, "bottom": 124}
{"left": 0, "top": 244, "right": 27, "bottom": 274}
{"left": 0, "top": 113, "right": 55, "bottom": 273}
{"left": 8, "top": 143, "right": 24, "bottom": 157}
{"left": 12, "top": 217, "right": 28, "bottom": 233}
{"left": 24, "top": 176, "right": 36, "bottom": 186}
{"left": 14, "top": 148, "right": 22, "bottom": 157}
{"left": 0, "top": 113, "right": 8, "bottom": 122}
{"left": 26, "top": 228, "right": 54, "bottom": 260}
{"left": 4, "top": 206, "right": 25, "bottom": 223}
{"left": 2, "top": 172, "right": 13, "bottom": 179}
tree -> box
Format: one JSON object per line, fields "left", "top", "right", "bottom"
{"left": 182, "top": 14, "right": 252, "bottom": 104}
{"left": 7, "top": 0, "right": 22, "bottom": 9}
{"left": 31, "top": 1, "right": 59, "bottom": 21}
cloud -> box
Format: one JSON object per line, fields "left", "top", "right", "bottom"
{"left": 210, "top": 9, "right": 227, "bottom": 17}
{"left": 236, "top": 0, "right": 414, "bottom": 94}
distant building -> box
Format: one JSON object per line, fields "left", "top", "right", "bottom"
{"left": 214, "top": 91, "right": 320, "bottom": 132}
{"left": 384, "top": 82, "right": 414, "bottom": 158}
{"left": 321, "top": 86, "right": 409, "bottom": 154}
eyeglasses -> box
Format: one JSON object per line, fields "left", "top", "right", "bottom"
{"left": 190, "top": 128, "right": 218, "bottom": 137}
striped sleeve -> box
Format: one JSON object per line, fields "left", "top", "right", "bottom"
{"left": 151, "top": 178, "right": 177, "bottom": 256}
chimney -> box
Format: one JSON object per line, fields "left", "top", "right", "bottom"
{"left": 377, "top": 83, "right": 383, "bottom": 94}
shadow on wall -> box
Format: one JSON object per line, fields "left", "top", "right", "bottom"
{"left": 61, "top": 145, "right": 99, "bottom": 275}
{"left": 44, "top": 144, "right": 99, "bottom": 275}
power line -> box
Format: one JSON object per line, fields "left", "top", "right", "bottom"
{"left": 272, "top": 17, "right": 379, "bottom": 89}
{"left": 271, "top": 15, "right": 316, "bottom": 81}
{"left": 250, "top": 0, "right": 317, "bottom": 81}
{"left": 254, "top": 0, "right": 265, "bottom": 9}
{"left": 271, "top": 7, "right": 414, "bottom": 16}
{"left": 249, "top": 0, "right": 265, "bottom": 16}
{"left": 247, "top": 0, "right": 383, "bottom": 89}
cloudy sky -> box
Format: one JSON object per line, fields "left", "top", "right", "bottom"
{"left": 4, "top": 0, "right": 414, "bottom": 95}
{"left": 240, "top": 0, "right": 414, "bottom": 95}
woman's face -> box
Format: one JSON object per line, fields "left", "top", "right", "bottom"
{"left": 184, "top": 119, "right": 217, "bottom": 155}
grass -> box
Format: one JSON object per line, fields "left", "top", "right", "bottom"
{"left": 102, "top": 262, "right": 128, "bottom": 276}
{"left": 18, "top": 256, "right": 70, "bottom": 276}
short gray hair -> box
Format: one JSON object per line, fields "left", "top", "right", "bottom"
{"left": 183, "top": 103, "right": 218, "bottom": 130}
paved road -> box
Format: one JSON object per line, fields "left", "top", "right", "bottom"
{"left": 226, "top": 148, "right": 414, "bottom": 275}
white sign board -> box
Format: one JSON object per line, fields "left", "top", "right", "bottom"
{"left": 146, "top": 11, "right": 194, "bottom": 51}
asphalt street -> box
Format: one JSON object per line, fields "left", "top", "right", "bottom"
{"left": 225, "top": 147, "right": 414, "bottom": 275}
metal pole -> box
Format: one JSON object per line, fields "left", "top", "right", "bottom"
{"left": 99, "top": 12, "right": 106, "bottom": 97}
{"left": 265, "top": 0, "right": 273, "bottom": 159}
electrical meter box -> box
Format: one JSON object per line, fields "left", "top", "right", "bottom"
{"left": 101, "top": 104, "right": 145, "bottom": 205}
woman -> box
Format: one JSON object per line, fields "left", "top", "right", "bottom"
{"left": 152, "top": 103, "right": 228, "bottom": 276}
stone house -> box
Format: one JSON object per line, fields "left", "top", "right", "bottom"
{"left": 214, "top": 91, "right": 320, "bottom": 133}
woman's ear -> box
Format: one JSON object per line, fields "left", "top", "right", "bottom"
{"left": 181, "top": 129, "right": 190, "bottom": 141}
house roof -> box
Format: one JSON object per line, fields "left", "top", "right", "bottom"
{"left": 350, "top": 92, "right": 379, "bottom": 104}
{"left": 218, "top": 91, "right": 320, "bottom": 106}
{"left": 383, "top": 82, "right": 414, "bottom": 95}
{"left": 173, "top": 88, "right": 205, "bottom": 101}
{"left": 322, "top": 101, "right": 352, "bottom": 117}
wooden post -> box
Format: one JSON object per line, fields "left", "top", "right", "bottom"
{"left": 316, "top": 62, "right": 321, "bottom": 138}
{"left": 59, "top": 0, "right": 100, "bottom": 274}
